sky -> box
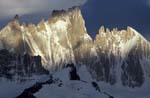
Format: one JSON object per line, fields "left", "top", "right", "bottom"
{"left": 0, "top": 0, "right": 150, "bottom": 39}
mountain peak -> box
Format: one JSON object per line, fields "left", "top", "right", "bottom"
{"left": 51, "top": 6, "right": 81, "bottom": 17}
{"left": 52, "top": 9, "right": 66, "bottom": 17}
{"left": 0, "top": 7, "right": 150, "bottom": 88}
{"left": 14, "top": 14, "right": 19, "bottom": 19}
{"left": 127, "top": 26, "right": 149, "bottom": 43}
{"left": 13, "top": 14, "right": 20, "bottom": 22}
{"left": 68, "top": 6, "right": 80, "bottom": 12}
{"left": 99, "top": 25, "right": 105, "bottom": 33}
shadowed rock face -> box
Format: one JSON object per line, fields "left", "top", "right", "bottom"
{"left": 92, "top": 26, "right": 150, "bottom": 87}
{"left": 0, "top": 49, "right": 49, "bottom": 80}
{"left": 0, "top": 7, "right": 150, "bottom": 87}
{"left": 66, "top": 63, "right": 80, "bottom": 80}
{"left": 0, "top": 7, "right": 92, "bottom": 71}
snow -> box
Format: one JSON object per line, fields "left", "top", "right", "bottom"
{"left": 52, "top": 65, "right": 93, "bottom": 82}
{"left": 119, "top": 33, "right": 139, "bottom": 58}
{"left": 129, "top": 27, "right": 148, "bottom": 43}
{"left": 51, "top": 20, "right": 68, "bottom": 32}
{"left": 35, "top": 66, "right": 108, "bottom": 98}
{"left": 83, "top": 33, "right": 92, "bottom": 41}
{"left": 53, "top": 68, "right": 70, "bottom": 82}
{"left": 98, "top": 82, "right": 150, "bottom": 98}
{"left": 0, "top": 65, "right": 150, "bottom": 98}
{"left": 35, "top": 81, "right": 107, "bottom": 98}
{"left": 42, "top": 20, "right": 74, "bottom": 70}
{"left": 141, "top": 94, "right": 150, "bottom": 98}
{"left": 78, "top": 65, "right": 94, "bottom": 82}
{"left": 35, "top": 65, "right": 150, "bottom": 98}
{"left": 24, "top": 31, "right": 46, "bottom": 63}
{"left": 0, "top": 75, "right": 49, "bottom": 98}
{"left": 90, "top": 46, "right": 98, "bottom": 57}
{"left": 19, "top": 19, "right": 74, "bottom": 70}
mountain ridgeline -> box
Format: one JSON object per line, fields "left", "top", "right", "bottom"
{"left": 0, "top": 7, "right": 150, "bottom": 87}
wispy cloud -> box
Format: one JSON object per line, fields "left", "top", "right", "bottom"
{"left": 146, "top": 0, "right": 150, "bottom": 6}
{"left": 0, "top": 0, "right": 87, "bottom": 19}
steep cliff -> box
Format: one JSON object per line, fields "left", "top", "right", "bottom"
{"left": 0, "top": 7, "right": 150, "bottom": 87}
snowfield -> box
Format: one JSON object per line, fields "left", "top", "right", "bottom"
{"left": 0, "top": 75, "right": 49, "bottom": 98}
{"left": 35, "top": 81, "right": 107, "bottom": 98}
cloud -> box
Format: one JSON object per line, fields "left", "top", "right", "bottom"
{"left": 146, "top": 0, "right": 150, "bottom": 6}
{"left": 0, "top": 0, "right": 87, "bottom": 19}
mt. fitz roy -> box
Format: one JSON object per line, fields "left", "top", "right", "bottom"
{"left": 0, "top": 7, "right": 150, "bottom": 88}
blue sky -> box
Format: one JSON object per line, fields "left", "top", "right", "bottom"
{"left": 81, "top": 0, "right": 150, "bottom": 39}
{"left": 0, "top": 0, "right": 150, "bottom": 39}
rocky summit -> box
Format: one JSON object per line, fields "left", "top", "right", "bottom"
{"left": 0, "top": 7, "right": 150, "bottom": 87}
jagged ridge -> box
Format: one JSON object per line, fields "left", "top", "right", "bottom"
{"left": 0, "top": 7, "right": 150, "bottom": 87}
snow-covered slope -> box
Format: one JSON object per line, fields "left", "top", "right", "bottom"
{"left": 17, "top": 65, "right": 150, "bottom": 98}
{"left": 1, "top": 65, "right": 150, "bottom": 98}
{"left": 34, "top": 66, "right": 108, "bottom": 98}
{"left": 0, "top": 75, "right": 49, "bottom": 98}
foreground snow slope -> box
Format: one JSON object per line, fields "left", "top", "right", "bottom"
{"left": 34, "top": 66, "right": 108, "bottom": 98}
{"left": 0, "top": 75, "right": 48, "bottom": 98}
{"left": 35, "top": 81, "right": 107, "bottom": 98}
{"left": 0, "top": 65, "right": 150, "bottom": 98}
{"left": 35, "top": 65, "right": 150, "bottom": 98}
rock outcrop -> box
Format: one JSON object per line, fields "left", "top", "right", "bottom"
{"left": 0, "top": 7, "right": 150, "bottom": 87}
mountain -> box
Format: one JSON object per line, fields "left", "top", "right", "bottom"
{"left": 0, "top": 7, "right": 150, "bottom": 88}
{"left": 92, "top": 26, "right": 150, "bottom": 87}
{"left": 0, "top": 7, "right": 92, "bottom": 70}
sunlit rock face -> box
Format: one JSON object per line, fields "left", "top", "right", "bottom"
{"left": 0, "top": 19, "right": 24, "bottom": 53}
{"left": 0, "top": 7, "right": 92, "bottom": 71}
{"left": 92, "top": 26, "right": 150, "bottom": 87}
{"left": 0, "top": 7, "right": 150, "bottom": 87}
